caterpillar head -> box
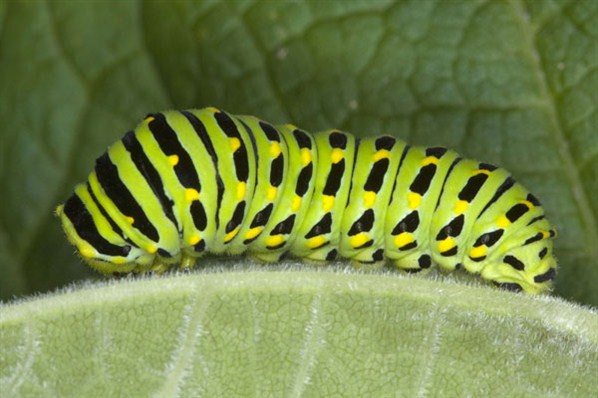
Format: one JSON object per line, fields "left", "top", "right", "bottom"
{"left": 481, "top": 231, "right": 557, "bottom": 294}
{"left": 56, "top": 185, "right": 154, "bottom": 274}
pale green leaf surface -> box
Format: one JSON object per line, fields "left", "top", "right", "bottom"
{"left": 2, "top": 267, "right": 597, "bottom": 397}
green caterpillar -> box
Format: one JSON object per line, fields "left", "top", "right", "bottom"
{"left": 57, "top": 107, "right": 557, "bottom": 294}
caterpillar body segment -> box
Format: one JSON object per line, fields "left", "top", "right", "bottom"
{"left": 340, "top": 135, "right": 404, "bottom": 265}
{"left": 290, "top": 130, "right": 356, "bottom": 261}
{"left": 57, "top": 107, "right": 557, "bottom": 294}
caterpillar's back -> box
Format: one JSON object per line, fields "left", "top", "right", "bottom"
{"left": 57, "top": 107, "right": 557, "bottom": 293}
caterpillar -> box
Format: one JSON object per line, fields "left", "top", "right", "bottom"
{"left": 56, "top": 107, "right": 557, "bottom": 294}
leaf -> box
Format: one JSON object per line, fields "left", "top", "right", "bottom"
{"left": 2, "top": 269, "right": 597, "bottom": 396}
{"left": 0, "top": 1, "right": 596, "bottom": 305}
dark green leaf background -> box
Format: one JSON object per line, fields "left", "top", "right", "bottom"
{"left": 0, "top": 0, "right": 596, "bottom": 306}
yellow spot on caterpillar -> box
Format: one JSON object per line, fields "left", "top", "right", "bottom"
{"left": 350, "top": 233, "right": 370, "bottom": 248}
{"left": 188, "top": 235, "right": 201, "bottom": 245}
{"left": 363, "top": 191, "right": 376, "bottom": 208}
{"left": 244, "top": 227, "right": 263, "bottom": 240}
{"left": 144, "top": 116, "right": 155, "bottom": 123}
{"left": 373, "top": 149, "right": 390, "bottom": 161}
{"left": 292, "top": 195, "right": 302, "bottom": 212}
{"left": 394, "top": 232, "right": 414, "bottom": 248}
{"left": 438, "top": 237, "right": 455, "bottom": 253}
{"left": 267, "top": 186, "right": 278, "bottom": 201}
{"left": 496, "top": 215, "right": 510, "bottom": 228}
{"left": 229, "top": 137, "right": 241, "bottom": 152}
{"left": 542, "top": 230, "right": 550, "bottom": 239}
{"left": 407, "top": 192, "right": 422, "bottom": 209}
{"left": 168, "top": 155, "right": 179, "bottom": 166}
{"left": 80, "top": 247, "right": 95, "bottom": 258}
{"left": 270, "top": 142, "right": 282, "bottom": 158}
{"left": 224, "top": 227, "right": 240, "bottom": 243}
{"left": 454, "top": 200, "right": 469, "bottom": 214}
{"left": 322, "top": 195, "right": 335, "bottom": 212}
{"left": 126, "top": 217, "right": 135, "bottom": 225}
{"left": 146, "top": 245, "right": 158, "bottom": 254}
{"left": 473, "top": 169, "right": 491, "bottom": 176}
{"left": 421, "top": 156, "right": 439, "bottom": 166}
{"left": 185, "top": 188, "right": 200, "bottom": 202}
{"left": 284, "top": 124, "right": 298, "bottom": 130}
{"left": 266, "top": 235, "right": 284, "bottom": 247}
{"left": 113, "top": 257, "right": 127, "bottom": 265}
{"left": 207, "top": 107, "right": 220, "bottom": 113}
{"left": 300, "top": 148, "right": 312, "bottom": 166}
{"left": 237, "top": 182, "right": 246, "bottom": 200}
{"left": 307, "top": 235, "right": 327, "bottom": 249}
{"left": 469, "top": 245, "right": 487, "bottom": 259}
{"left": 520, "top": 199, "right": 534, "bottom": 209}
{"left": 331, "top": 148, "right": 344, "bottom": 163}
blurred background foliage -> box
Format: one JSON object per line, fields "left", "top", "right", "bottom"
{"left": 0, "top": 0, "right": 596, "bottom": 306}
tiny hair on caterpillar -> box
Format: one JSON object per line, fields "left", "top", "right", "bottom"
{"left": 56, "top": 107, "right": 557, "bottom": 294}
